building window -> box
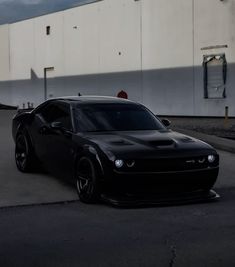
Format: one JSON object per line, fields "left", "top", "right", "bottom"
{"left": 46, "top": 26, "right": 51, "bottom": 35}
{"left": 203, "top": 54, "right": 227, "bottom": 99}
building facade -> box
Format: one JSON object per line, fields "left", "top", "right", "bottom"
{"left": 0, "top": 0, "right": 235, "bottom": 116}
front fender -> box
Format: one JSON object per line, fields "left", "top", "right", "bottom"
{"left": 74, "top": 145, "right": 107, "bottom": 181}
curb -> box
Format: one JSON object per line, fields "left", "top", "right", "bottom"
{"left": 174, "top": 128, "right": 235, "bottom": 154}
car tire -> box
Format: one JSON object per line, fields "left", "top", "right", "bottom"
{"left": 15, "top": 131, "right": 38, "bottom": 172}
{"left": 76, "top": 157, "right": 100, "bottom": 203}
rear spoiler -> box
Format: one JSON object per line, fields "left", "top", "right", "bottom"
{"left": 0, "top": 103, "right": 17, "bottom": 110}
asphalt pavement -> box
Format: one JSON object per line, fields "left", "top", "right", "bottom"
{"left": 0, "top": 110, "right": 235, "bottom": 266}
{"left": 0, "top": 151, "right": 235, "bottom": 267}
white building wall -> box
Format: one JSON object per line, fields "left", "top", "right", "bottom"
{"left": 0, "top": 0, "right": 235, "bottom": 115}
{"left": 34, "top": 12, "right": 65, "bottom": 78}
{"left": 10, "top": 20, "right": 34, "bottom": 80}
{"left": 141, "top": 0, "right": 194, "bottom": 115}
{"left": 63, "top": 0, "right": 141, "bottom": 75}
{"left": 194, "top": 0, "right": 235, "bottom": 116}
{"left": 7, "top": 0, "right": 143, "bottom": 107}
{"left": 0, "top": 24, "right": 11, "bottom": 104}
{"left": 194, "top": 0, "right": 235, "bottom": 66}
{"left": 9, "top": 0, "right": 141, "bottom": 79}
{"left": 0, "top": 24, "right": 10, "bottom": 81}
{"left": 142, "top": 0, "right": 193, "bottom": 70}
{"left": 63, "top": 4, "right": 100, "bottom": 76}
{"left": 98, "top": 0, "right": 141, "bottom": 73}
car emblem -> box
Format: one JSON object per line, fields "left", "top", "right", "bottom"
{"left": 186, "top": 160, "right": 195, "bottom": 164}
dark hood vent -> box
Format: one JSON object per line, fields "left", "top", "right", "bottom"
{"left": 178, "top": 137, "right": 194, "bottom": 143}
{"left": 149, "top": 140, "right": 174, "bottom": 147}
{"left": 110, "top": 139, "right": 133, "bottom": 146}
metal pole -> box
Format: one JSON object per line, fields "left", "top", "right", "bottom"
{"left": 44, "top": 68, "right": 47, "bottom": 101}
{"left": 224, "top": 106, "right": 229, "bottom": 127}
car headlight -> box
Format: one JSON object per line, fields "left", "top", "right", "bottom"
{"left": 115, "top": 159, "right": 124, "bottom": 168}
{"left": 208, "top": 155, "right": 216, "bottom": 163}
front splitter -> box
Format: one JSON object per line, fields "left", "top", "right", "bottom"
{"left": 100, "top": 190, "right": 220, "bottom": 207}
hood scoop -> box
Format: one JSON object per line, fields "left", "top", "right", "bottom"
{"left": 149, "top": 139, "right": 175, "bottom": 147}
{"left": 178, "top": 137, "right": 194, "bottom": 143}
{"left": 109, "top": 139, "right": 133, "bottom": 146}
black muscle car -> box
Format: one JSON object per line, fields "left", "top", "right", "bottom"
{"left": 12, "top": 96, "right": 219, "bottom": 206}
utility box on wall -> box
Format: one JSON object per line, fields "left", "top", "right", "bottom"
{"left": 203, "top": 54, "right": 227, "bottom": 99}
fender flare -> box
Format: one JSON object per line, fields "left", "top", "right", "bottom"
{"left": 74, "top": 145, "right": 105, "bottom": 181}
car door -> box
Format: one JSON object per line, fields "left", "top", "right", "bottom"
{"left": 31, "top": 101, "right": 75, "bottom": 179}
{"left": 30, "top": 101, "right": 57, "bottom": 164}
{"left": 46, "top": 102, "right": 75, "bottom": 180}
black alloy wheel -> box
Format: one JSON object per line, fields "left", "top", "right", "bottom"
{"left": 76, "top": 157, "right": 100, "bottom": 203}
{"left": 15, "top": 132, "right": 35, "bottom": 172}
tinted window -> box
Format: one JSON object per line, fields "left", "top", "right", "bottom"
{"left": 40, "top": 102, "right": 72, "bottom": 130}
{"left": 73, "top": 103, "right": 164, "bottom": 132}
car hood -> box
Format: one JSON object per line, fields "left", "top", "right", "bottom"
{"left": 80, "top": 130, "right": 215, "bottom": 158}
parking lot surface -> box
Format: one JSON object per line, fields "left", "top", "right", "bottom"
{"left": 0, "top": 151, "right": 235, "bottom": 266}
{"left": 1, "top": 110, "right": 235, "bottom": 266}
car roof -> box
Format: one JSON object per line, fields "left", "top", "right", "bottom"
{"left": 33, "top": 96, "right": 140, "bottom": 113}
{"left": 50, "top": 96, "right": 134, "bottom": 105}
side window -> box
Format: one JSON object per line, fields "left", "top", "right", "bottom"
{"left": 203, "top": 54, "right": 227, "bottom": 99}
{"left": 40, "top": 102, "right": 73, "bottom": 131}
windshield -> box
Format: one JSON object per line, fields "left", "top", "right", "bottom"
{"left": 73, "top": 103, "right": 165, "bottom": 132}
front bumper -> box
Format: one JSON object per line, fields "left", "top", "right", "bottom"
{"left": 102, "top": 167, "right": 219, "bottom": 202}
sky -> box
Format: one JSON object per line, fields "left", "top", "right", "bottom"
{"left": 0, "top": 0, "right": 96, "bottom": 25}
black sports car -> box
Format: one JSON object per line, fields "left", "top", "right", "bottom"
{"left": 12, "top": 96, "right": 219, "bottom": 206}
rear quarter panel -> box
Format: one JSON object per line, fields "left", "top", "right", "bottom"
{"left": 12, "top": 110, "right": 33, "bottom": 143}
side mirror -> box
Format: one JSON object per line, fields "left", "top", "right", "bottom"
{"left": 161, "top": 119, "right": 171, "bottom": 128}
{"left": 50, "top": 121, "right": 63, "bottom": 130}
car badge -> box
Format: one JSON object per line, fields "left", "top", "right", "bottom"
{"left": 186, "top": 159, "right": 195, "bottom": 164}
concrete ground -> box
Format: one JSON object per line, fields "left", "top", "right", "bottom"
{"left": 0, "top": 110, "right": 78, "bottom": 207}
{"left": 0, "top": 150, "right": 235, "bottom": 267}
{"left": 168, "top": 116, "right": 235, "bottom": 139}
{"left": 1, "top": 111, "right": 235, "bottom": 266}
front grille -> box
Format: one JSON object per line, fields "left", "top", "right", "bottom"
{"left": 123, "top": 155, "right": 219, "bottom": 172}
{"left": 107, "top": 168, "right": 219, "bottom": 195}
